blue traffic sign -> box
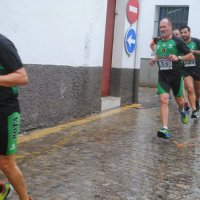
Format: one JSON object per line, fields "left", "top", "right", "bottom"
{"left": 125, "top": 27, "right": 136, "bottom": 55}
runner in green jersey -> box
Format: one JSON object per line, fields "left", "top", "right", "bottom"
{"left": 149, "top": 18, "right": 194, "bottom": 139}
{"left": 171, "top": 29, "right": 191, "bottom": 111}
{"left": 180, "top": 25, "right": 200, "bottom": 117}
{"left": 172, "top": 29, "right": 181, "bottom": 38}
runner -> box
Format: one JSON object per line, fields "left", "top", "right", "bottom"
{"left": 150, "top": 36, "right": 174, "bottom": 101}
{"left": 149, "top": 18, "right": 194, "bottom": 139}
{"left": 171, "top": 28, "right": 190, "bottom": 110}
{"left": 0, "top": 33, "right": 32, "bottom": 200}
{"left": 172, "top": 29, "right": 181, "bottom": 38}
{"left": 180, "top": 25, "right": 200, "bottom": 118}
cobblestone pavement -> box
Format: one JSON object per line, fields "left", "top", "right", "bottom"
{"left": 3, "top": 87, "right": 200, "bottom": 200}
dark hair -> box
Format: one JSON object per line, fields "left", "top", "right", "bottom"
{"left": 180, "top": 25, "right": 191, "bottom": 32}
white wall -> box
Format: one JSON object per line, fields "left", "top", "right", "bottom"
{"left": 135, "top": 0, "right": 200, "bottom": 69}
{"left": 0, "top": 0, "right": 107, "bottom": 67}
{"left": 112, "top": 0, "right": 125, "bottom": 69}
{"left": 112, "top": 0, "right": 138, "bottom": 69}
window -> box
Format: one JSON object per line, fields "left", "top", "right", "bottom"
{"left": 156, "top": 6, "right": 189, "bottom": 35}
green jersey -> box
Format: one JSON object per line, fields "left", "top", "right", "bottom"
{"left": 155, "top": 36, "right": 191, "bottom": 74}
{"left": 185, "top": 37, "right": 200, "bottom": 67}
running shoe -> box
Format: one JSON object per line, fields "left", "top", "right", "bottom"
{"left": 0, "top": 183, "right": 13, "bottom": 200}
{"left": 191, "top": 110, "right": 199, "bottom": 118}
{"left": 179, "top": 108, "right": 189, "bottom": 124}
{"left": 157, "top": 128, "right": 171, "bottom": 139}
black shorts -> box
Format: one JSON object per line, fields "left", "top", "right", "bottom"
{"left": 0, "top": 112, "right": 20, "bottom": 155}
{"left": 183, "top": 66, "right": 200, "bottom": 81}
{"left": 157, "top": 71, "right": 183, "bottom": 97}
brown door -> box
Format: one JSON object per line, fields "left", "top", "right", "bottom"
{"left": 101, "top": 0, "right": 116, "bottom": 96}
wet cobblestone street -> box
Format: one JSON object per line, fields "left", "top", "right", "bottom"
{"left": 4, "top": 87, "right": 200, "bottom": 200}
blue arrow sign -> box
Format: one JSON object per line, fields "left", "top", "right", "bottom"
{"left": 125, "top": 27, "right": 136, "bottom": 55}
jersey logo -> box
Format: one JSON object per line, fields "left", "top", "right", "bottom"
{"left": 168, "top": 44, "right": 173, "bottom": 49}
{"left": 156, "top": 45, "right": 160, "bottom": 49}
{"left": 161, "top": 48, "right": 166, "bottom": 53}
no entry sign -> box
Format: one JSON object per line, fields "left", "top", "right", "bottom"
{"left": 127, "top": 0, "right": 139, "bottom": 24}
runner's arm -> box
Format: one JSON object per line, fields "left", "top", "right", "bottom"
{"left": 175, "top": 37, "right": 195, "bottom": 61}
{"left": 191, "top": 50, "right": 200, "bottom": 55}
{"left": 149, "top": 56, "right": 158, "bottom": 66}
{"left": 178, "top": 53, "right": 194, "bottom": 61}
{"left": 0, "top": 67, "right": 28, "bottom": 87}
{"left": 191, "top": 38, "right": 200, "bottom": 55}
{"left": 150, "top": 37, "right": 160, "bottom": 52}
{"left": 150, "top": 40, "right": 155, "bottom": 51}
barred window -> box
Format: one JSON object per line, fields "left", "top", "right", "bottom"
{"left": 157, "top": 6, "right": 189, "bottom": 34}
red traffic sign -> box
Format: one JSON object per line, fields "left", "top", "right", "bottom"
{"left": 127, "top": 0, "right": 139, "bottom": 24}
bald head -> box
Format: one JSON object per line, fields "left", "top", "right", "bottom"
{"left": 172, "top": 29, "right": 181, "bottom": 37}
{"left": 160, "top": 18, "right": 173, "bottom": 28}
{"left": 159, "top": 18, "right": 173, "bottom": 40}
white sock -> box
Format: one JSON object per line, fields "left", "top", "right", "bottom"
{"left": 163, "top": 126, "right": 168, "bottom": 130}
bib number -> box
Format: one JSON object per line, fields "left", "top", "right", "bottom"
{"left": 159, "top": 59, "right": 172, "bottom": 70}
{"left": 184, "top": 60, "right": 196, "bottom": 67}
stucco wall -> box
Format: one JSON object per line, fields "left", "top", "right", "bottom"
{"left": 139, "top": 58, "right": 158, "bottom": 87}
{"left": 0, "top": 1, "right": 107, "bottom": 131}
{"left": 0, "top": 0, "right": 107, "bottom": 67}
{"left": 19, "top": 65, "right": 102, "bottom": 131}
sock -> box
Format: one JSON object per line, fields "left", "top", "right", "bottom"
{"left": 163, "top": 126, "right": 168, "bottom": 130}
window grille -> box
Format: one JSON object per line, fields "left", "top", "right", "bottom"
{"left": 158, "top": 6, "right": 189, "bottom": 34}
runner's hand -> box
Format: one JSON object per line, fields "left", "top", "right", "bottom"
{"left": 168, "top": 54, "right": 179, "bottom": 61}
{"left": 149, "top": 57, "right": 157, "bottom": 66}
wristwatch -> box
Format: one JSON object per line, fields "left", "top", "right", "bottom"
{"left": 178, "top": 56, "right": 182, "bottom": 60}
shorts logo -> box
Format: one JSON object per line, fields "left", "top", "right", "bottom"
{"left": 12, "top": 117, "right": 18, "bottom": 139}
{"left": 9, "top": 144, "right": 16, "bottom": 151}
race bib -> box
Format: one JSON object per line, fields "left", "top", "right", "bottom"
{"left": 184, "top": 60, "right": 196, "bottom": 67}
{"left": 159, "top": 59, "right": 172, "bottom": 70}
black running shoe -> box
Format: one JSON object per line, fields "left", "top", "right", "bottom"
{"left": 191, "top": 110, "right": 199, "bottom": 118}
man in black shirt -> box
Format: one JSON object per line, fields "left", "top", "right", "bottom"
{"left": 0, "top": 34, "right": 32, "bottom": 200}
